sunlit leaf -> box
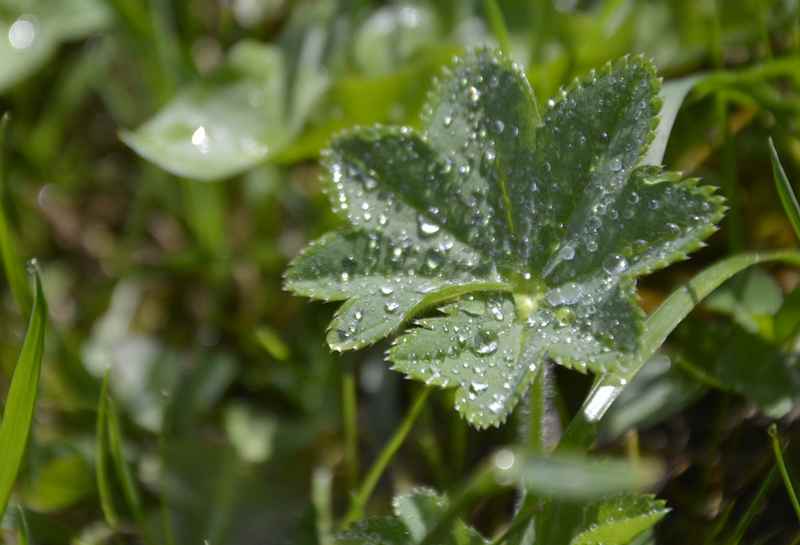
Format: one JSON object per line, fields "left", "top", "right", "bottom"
{"left": 286, "top": 50, "right": 725, "bottom": 427}
{"left": 0, "top": 268, "right": 47, "bottom": 519}
{"left": 122, "top": 41, "right": 289, "bottom": 181}
{"left": 21, "top": 453, "right": 93, "bottom": 512}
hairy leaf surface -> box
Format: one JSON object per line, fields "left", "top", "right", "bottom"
{"left": 286, "top": 49, "right": 725, "bottom": 427}
{"left": 336, "top": 488, "right": 486, "bottom": 545}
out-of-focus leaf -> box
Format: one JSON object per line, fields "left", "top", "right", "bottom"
{"left": 673, "top": 318, "right": 799, "bottom": 417}
{"left": 0, "top": 0, "right": 110, "bottom": 93}
{"left": 288, "top": 51, "right": 724, "bottom": 428}
{"left": 0, "top": 269, "right": 47, "bottom": 519}
{"left": 602, "top": 353, "right": 705, "bottom": 440}
{"left": 277, "top": 45, "right": 457, "bottom": 162}
{"left": 769, "top": 137, "right": 800, "bottom": 241}
{"left": 0, "top": 113, "right": 30, "bottom": 314}
{"left": 704, "top": 268, "right": 783, "bottom": 335}
{"left": 642, "top": 75, "right": 701, "bottom": 167}
{"left": 336, "top": 488, "right": 487, "bottom": 545}
{"left": 776, "top": 286, "right": 800, "bottom": 343}
{"left": 122, "top": 41, "right": 289, "bottom": 181}
{"left": 353, "top": 4, "right": 440, "bottom": 75}
{"left": 498, "top": 451, "right": 663, "bottom": 501}
{"left": 96, "top": 373, "right": 118, "bottom": 527}
{"left": 224, "top": 403, "right": 277, "bottom": 464}
{"left": 21, "top": 453, "right": 93, "bottom": 512}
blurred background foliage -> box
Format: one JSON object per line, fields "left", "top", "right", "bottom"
{"left": 0, "top": 0, "right": 799, "bottom": 544}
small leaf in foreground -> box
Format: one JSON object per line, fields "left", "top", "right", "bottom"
{"left": 336, "top": 488, "right": 486, "bottom": 545}
{"left": 286, "top": 49, "right": 725, "bottom": 428}
{"left": 0, "top": 267, "right": 47, "bottom": 520}
{"left": 569, "top": 495, "right": 669, "bottom": 545}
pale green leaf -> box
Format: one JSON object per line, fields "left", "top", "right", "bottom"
{"left": 0, "top": 268, "right": 47, "bottom": 520}
{"left": 121, "top": 41, "right": 288, "bottom": 181}
{"left": 287, "top": 50, "right": 724, "bottom": 427}
{"left": 0, "top": 0, "right": 109, "bottom": 93}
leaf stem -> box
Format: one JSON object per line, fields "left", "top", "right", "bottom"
{"left": 341, "top": 387, "right": 431, "bottom": 527}
{"left": 769, "top": 424, "right": 800, "bottom": 523}
{"left": 725, "top": 466, "right": 777, "bottom": 545}
{"left": 342, "top": 366, "right": 359, "bottom": 493}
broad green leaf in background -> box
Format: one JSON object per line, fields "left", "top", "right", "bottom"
{"left": 704, "top": 268, "right": 783, "bottom": 336}
{"left": 0, "top": 0, "right": 110, "bottom": 93}
{"left": 285, "top": 50, "right": 725, "bottom": 428}
{"left": 353, "top": 3, "right": 440, "bottom": 76}
{"left": 21, "top": 453, "right": 93, "bottom": 512}
{"left": 122, "top": 41, "right": 290, "bottom": 181}
{"left": 336, "top": 488, "right": 487, "bottom": 545}
{"left": 0, "top": 268, "right": 47, "bottom": 520}
{"left": 672, "top": 318, "right": 799, "bottom": 417}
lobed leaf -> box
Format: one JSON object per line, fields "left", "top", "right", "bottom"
{"left": 286, "top": 49, "right": 725, "bottom": 427}
{"left": 569, "top": 495, "right": 669, "bottom": 545}
{"left": 336, "top": 488, "right": 486, "bottom": 545}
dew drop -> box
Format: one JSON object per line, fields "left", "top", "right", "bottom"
{"left": 472, "top": 330, "right": 499, "bottom": 356}
{"left": 468, "top": 86, "right": 481, "bottom": 103}
{"left": 385, "top": 301, "right": 400, "bottom": 313}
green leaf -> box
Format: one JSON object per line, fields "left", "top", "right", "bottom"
{"left": 562, "top": 250, "right": 800, "bottom": 452}
{"left": 122, "top": 41, "right": 289, "bottom": 181}
{"left": 769, "top": 137, "right": 800, "bottom": 242}
{"left": 0, "top": 267, "right": 47, "bottom": 520}
{"left": 775, "top": 285, "right": 800, "bottom": 343}
{"left": 704, "top": 268, "right": 783, "bottom": 336}
{"left": 504, "top": 452, "right": 663, "bottom": 501}
{"left": 672, "top": 319, "right": 799, "bottom": 417}
{"left": 21, "top": 453, "right": 94, "bottom": 512}
{"left": 0, "top": 0, "right": 110, "bottom": 93}
{"left": 336, "top": 488, "right": 487, "bottom": 545}
{"left": 569, "top": 495, "right": 669, "bottom": 545}
{"left": 286, "top": 50, "right": 725, "bottom": 427}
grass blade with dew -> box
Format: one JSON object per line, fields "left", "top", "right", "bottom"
{"left": 769, "top": 137, "right": 800, "bottom": 241}
{"left": 0, "top": 264, "right": 47, "bottom": 519}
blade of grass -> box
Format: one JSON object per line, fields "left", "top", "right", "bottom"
{"left": 725, "top": 466, "right": 778, "bottom": 545}
{"left": 107, "top": 384, "right": 144, "bottom": 525}
{"left": 15, "top": 505, "right": 30, "bottom": 545}
{"left": 768, "top": 424, "right": 800, "bottom": 523}
{"left": 768, "top": 137, "right": 800, "bottom": 241}
{"left": 341, "top": 387, "right": 431, "bottom": 527}
{"left": 484, "top": 0, "right": 511, "bottom": 58}
{"left": 96, "top": 372, "right": 119, "bottom": 528}
{"left": 0, "top": 266, "right": 47, "bottom": 520}
{"left": 0, "top": 114, "right": 31, "bottom": 315}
